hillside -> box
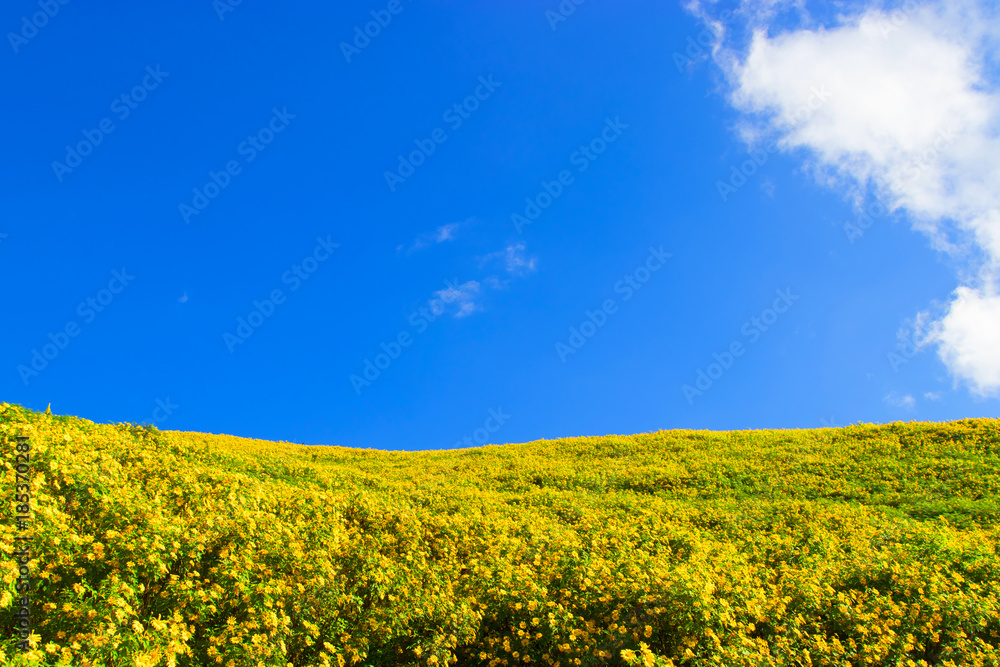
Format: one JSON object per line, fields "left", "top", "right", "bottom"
{"left": 1, "top": 403, "right": 999, "bottom": 666}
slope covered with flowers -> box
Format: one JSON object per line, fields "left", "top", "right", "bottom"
{"left": 1, "top": 403, "right": 999, "bottom": 667}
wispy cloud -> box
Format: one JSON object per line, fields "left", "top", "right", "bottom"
{"left": 422, "top": 243, "right": 537, "bottom": 319}
{"left": 397, "top": 219, "right": 471, "bottom": 255}
{"left": 884, "top": 391, "right": 916, "bottom": 409}
{"left": 435, "top": 222, "right": 461, "bottom": 242}
{"left": 479, "top": 242, "right": 538, "bottom": 277}
{"left": 430, "top": 280, "right": 482, "bottom": 318}
{"left": 688, "top": 0, "right": 1000, "bottom": 397}
{"left": 924, "top": 391, "right": 942, "bottom": 400}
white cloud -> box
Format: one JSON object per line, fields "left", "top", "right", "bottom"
{"left": 480, "top": 242, "right": 538, "bottom": 276}
{"left": 920, "top": 286, "right": 1000, "bottom": 395}
{"left": 416, "top": 240, "right": 535, "bottom": 319}
{"left": 435, "top": 222, "right": 461, "bottom": 242}
{"left": 692, "top": 0, "right": 1000, "bottom": 396}
{"left": 430, "top": 280, "right": 481, "bottom": 318}
{"left": 483, "top": 276, "right": 506, "bottom": 290}
{"left": 398, "top": 219, "right": 471, "bottom": 255}
{"left": 924, "top": 391, "right": 942, "bottom": 400}
{"left": 884, "top": 391, "right": 916, "bottom": 408}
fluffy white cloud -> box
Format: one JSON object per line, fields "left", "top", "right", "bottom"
{"left": 920, "top": 286, "right": 1000, "bottom": 395}
{"left": 692, "top": 0, "right": 1000, "bottom": 396}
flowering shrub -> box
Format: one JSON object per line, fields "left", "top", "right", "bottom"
{"left": 1, "top": 403, "right": 998, "bottom": 666}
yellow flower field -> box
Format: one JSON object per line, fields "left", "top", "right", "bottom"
{"left": 1, "top": 403, "right": 998, "bottom": 666}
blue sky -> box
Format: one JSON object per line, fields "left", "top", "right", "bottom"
{"left": 2, "top": 0, "right": 997, "bottom": 450}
